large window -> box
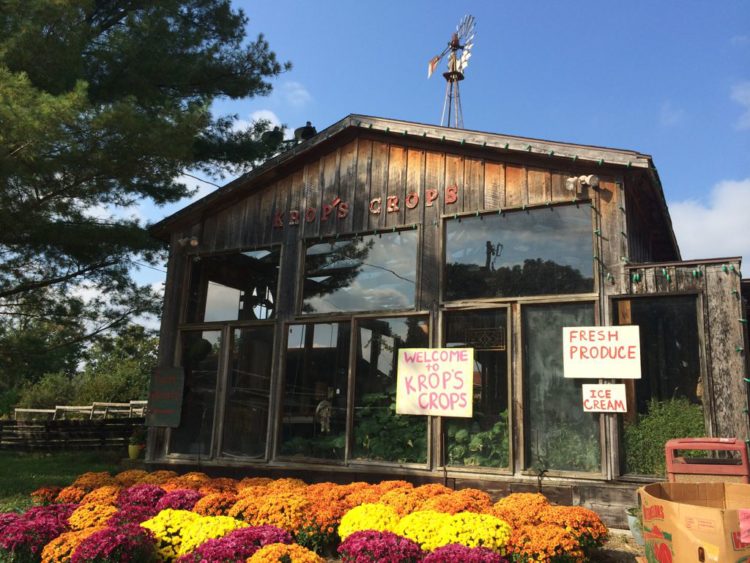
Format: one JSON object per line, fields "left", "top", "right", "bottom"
{"left": 444, "top": 309, "right": 510, "bottom": 469}
{"left": 279, "top": 322, "right": 351, "bottom": 460}
{"left": 302, "top": 231, "right": 418, "bottom": 314}
{"left": 170, "top": 330, "right": 221, "bottom": 456}
{"left": 445, "top": 205, "right": 594, "bottom": 300}
{"left": 615, "top": 296, "right": 705, "bottom": 475}
{"left": 353, "top": 316, "right": 429, "bottom": 464}
{"left": 221, "top": 326, "right": 275, "bottom": 459}
{"left": 523, "top": 303, "right": 600, "bottom": 472}
{"left": 187, "top": 248, "right": 281, "bottom": 322}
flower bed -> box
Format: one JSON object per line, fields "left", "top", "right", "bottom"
{"left": 0, "top": 470, "right": 610, "bottom": 562}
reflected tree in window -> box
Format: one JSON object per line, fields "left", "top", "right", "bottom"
{"left": 303, "top": 231, "right": 417, "bottom": 313}
{"left": 445, "top": 206, "right": 593, "bottom": 300}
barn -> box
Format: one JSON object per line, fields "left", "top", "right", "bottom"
{"left": 147, "top": 114, "right": 749, "bottom": 524}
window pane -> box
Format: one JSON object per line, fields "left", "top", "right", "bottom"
{"left": 187, "top": 248, "right": 281, "bottom": 322}
{"left": 280, "top": 323, "right": 350, "bottom": 460}
{"left": 221, "top": 326, "right": 275, "bottom": 459}
{"left": 303, "top": 231, "right": 417, "bottom": 313}
{"left": 523, "top": 303, "right": 600, "bottom": 472}
{"left": 170, "top": 330, "right": 221, "bottom": 455}
{"left": 353, "top": 317, "right": 429, "bottom": 464}
{"left": 444, "top": 310, "right": 510, "bottom": 468}
{"left": 445, "top": 205, "right": 594, "bottom": 300}
{"left": 615, "top": 296, "right": 705, "bottom": 476}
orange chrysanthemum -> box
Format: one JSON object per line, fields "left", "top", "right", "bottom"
{"left": 80, "top": 485, "right": 121, "bottom": 506}
{"left": 41, "top": 528, "right": 104, "bottom": 563}
{"left": 113, "top": 469, "right": 149, "bottom": 487}
{"left": 30, "top": 486, "right": 62, "bottom": 506}
{"left": 508, "top": 522, "right": 585, "bottom": 562}
{"left": 193, "top": 492, "right": 238, "bottom": 516}
{"left": 138, "top": 470, "right": 178, "bottom": 485}
{"left": 56, "top": 486, "right": 87, "bottom": 504}
{"left": 198, "top": 477, "right": 239, "bottom": 495}
{"left": 492, "top": 492, "right": 550, "bottom": 527}
{"left": 68, "top": 503, "right": 118, "bottom": 530}
{"left": 72, "top": 472, "right": 115, "bottom": 491}
{"left": 539, "top": 505, "right": 608, "bottom": 550}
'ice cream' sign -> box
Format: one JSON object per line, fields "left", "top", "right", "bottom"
{"left": 396, "top": 348, "right": 473, "bottom": 417}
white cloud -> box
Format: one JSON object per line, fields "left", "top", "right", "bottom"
{"left": 659, "top": 100, "right": 685, "bottom": 127}
{"left": 730, "top": 81, "right": 750, "bottom": 130}
{"left": 282, "top": 81, "right": 312, "bottom": 108}
{"left": 670, "top": 178, "right": 750, "bottom": 267}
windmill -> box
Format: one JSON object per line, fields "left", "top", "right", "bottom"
{"left": 428, "top": 15, "right": 475, "bottom": 129}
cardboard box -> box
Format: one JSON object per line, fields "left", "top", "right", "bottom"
{"left": 639, "top": 482, "right": 750, "bottom": 563}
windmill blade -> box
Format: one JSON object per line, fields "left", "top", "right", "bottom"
{"left": 456, "top": 14, "right": 476, "bottom": 41}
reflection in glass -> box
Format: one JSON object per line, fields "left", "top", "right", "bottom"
{"left": 444, "top": 309, "right": 509, "bottom": 468}
{"left": 187, "top": 248, "right": 280, "bottom": 322}
{"left": 353, "top": 317, "right": 429, "bottom": 463}
{"left": 615, "top": 296, "right": 705, "bottom": 475}
{"left": 303, "top": 231, "right": 417, "bottom": 314}
{"left": 280, "top": 323, "right": 350, "bottom": 460}
{"left": 221, "top": 326, "right": 275, "bottom": 459}
{"left": 445, "top": 205, "right": 593, "bottom": 300}
{"left": 170, "top": 330, "right": 221, "bottom": 456}
{"left": 523, "top": 303, "right": 600, "bottom": 472}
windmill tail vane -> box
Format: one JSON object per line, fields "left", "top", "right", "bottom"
{"left": 427, "top": 15, "right": 475, "bottom": 129}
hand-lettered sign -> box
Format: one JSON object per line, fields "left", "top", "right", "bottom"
{"left": 563, "top": 326, "right": 641, "bottom": 379}
{"left": 146, "top": 367, "right": 185, "bottom": 428}
{"left": 582, "top": 384, "right": 627, "bottom": 412}
{"left": 396, "top": 348, "right": 473, "bottom": 417}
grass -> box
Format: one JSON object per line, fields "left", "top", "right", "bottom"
{"left": 0, "top": 449, "right": 122, "bottom": 512}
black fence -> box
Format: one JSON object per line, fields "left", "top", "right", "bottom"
{"left": 0, "top": 417, "right": 145, "bottom": 450}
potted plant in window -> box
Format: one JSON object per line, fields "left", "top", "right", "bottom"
{"left": 128, "top": 426, "right": 146, "bottom": 460}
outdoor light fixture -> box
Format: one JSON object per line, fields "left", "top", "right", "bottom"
{"left": 177, "top": 235, "right": 199, "bottom": 248}
{"left": 565, "top": 174, "right": 600, "bottom": 193}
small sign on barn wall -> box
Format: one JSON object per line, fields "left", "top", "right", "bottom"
{"left": 582, "top": 384, "right": 628, "bottom": 412}
{"left": 146, "top": 366, "right": 185, "bottom": 428}
{"left": 562, "top": 326, "right": 641, "bottom": 379}
{"left": 396, "top": 348, "right": 473, "bottom": 417}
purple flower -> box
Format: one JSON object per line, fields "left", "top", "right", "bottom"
{"left": 0, "top": 506, "right": 75, "bottom": 561}
{"left": 155, "top": 488, "right": 203, "bottom": 511}
{"left": 71, "top": 523, "right": 157, "bottom": 563}
{"left": 175, "top": 525, "right": 292, "bottom": 563}
{"left": 117, "top": 484, "right": 165, "bottom": 508}
{"left": 338, "top": 530, "right": 423, "bottom": 563}
{"left": 423, "top": 544, "right": 508, "bottom": 563}
{"left": 106, "top": 504, "right": 159, "bottom": 527}
{"left": 0, "top": 512, "right": 22, "bottom": 536}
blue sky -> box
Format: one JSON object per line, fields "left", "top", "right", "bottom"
{"left": 136, "top": 0, "right": 750, "bottom": 290}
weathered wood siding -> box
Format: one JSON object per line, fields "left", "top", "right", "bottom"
{"left": 626, "top": 260, "right": 749, "bottom": 441}
{"left": 192, "top": 138, "right": 622, "bottom": 255}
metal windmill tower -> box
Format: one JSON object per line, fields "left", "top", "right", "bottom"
{"left": 428, "top": 15, "right": 475, "bottom": 129}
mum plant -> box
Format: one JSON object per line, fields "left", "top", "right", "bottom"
{"left": 247, "top": 542, "right": 324, "bottom": 563}
{"left": 70, "top": 523, "right": 157, "bottom": 563}
{"left": 338, "top": 503, "right": 400, "bottom": 540}
{"left": 423, "top": 544, "right": 509, "bottom": 563}
{"left": 174, "top": 525, "right": 291, "bottom": 562}
{"left": 338, "top": 530, "right": 423, "bottom": 563}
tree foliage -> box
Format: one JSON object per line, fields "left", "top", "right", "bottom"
{"left": 0, "top": 1, "right": 289, "bottom": 403}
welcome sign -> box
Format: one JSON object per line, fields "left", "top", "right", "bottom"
{"left": 396, "top": 348, "right": 473, "bottom": 417}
